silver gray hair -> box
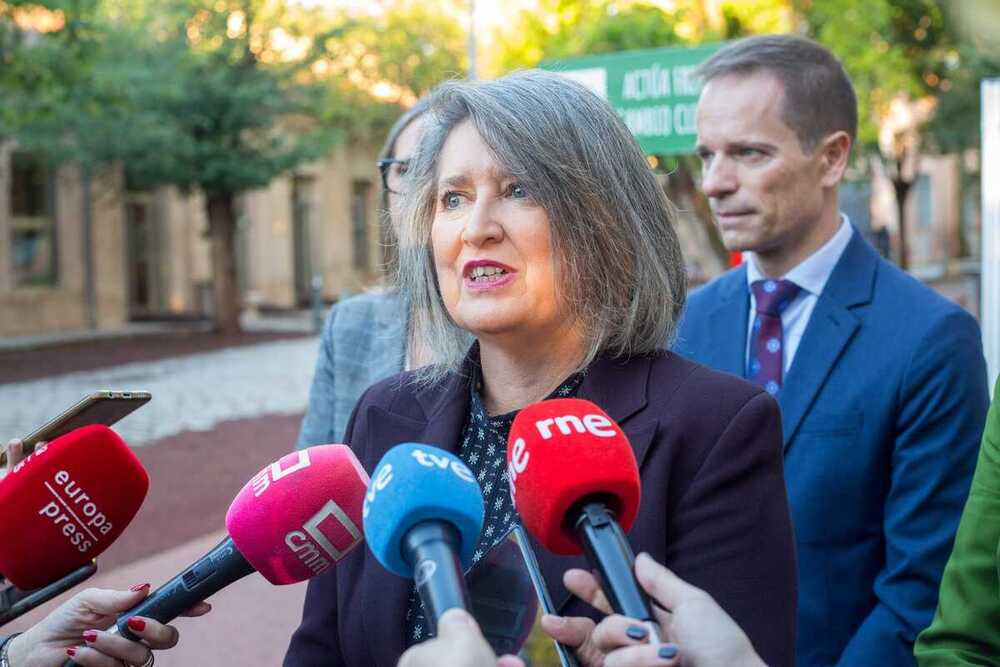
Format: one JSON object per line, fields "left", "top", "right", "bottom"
{"left": 397, "top": 69, "right": 686, "bottom": 382}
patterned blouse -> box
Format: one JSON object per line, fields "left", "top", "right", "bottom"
{"left": 404, "top": 366, "right": 583, "bottom": 646}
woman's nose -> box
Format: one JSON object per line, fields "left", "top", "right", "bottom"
{"left": 461, "top": 197, "right": 505, "bottom": 247}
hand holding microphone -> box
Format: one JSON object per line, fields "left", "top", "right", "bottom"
{"left": 105, "top": 444, "right": 367, "bottom": 639}
{"left": 506, "top": 399, "right": 660, "bottom": 666}
{"left": 396, "top": 608, "right": 525, "bottom": 667}
{"left": 57, "top": 444, "right": 367, "bottom": 666}
{"left": 4, "top": 585, "right": 209, "bottom": 667}
{"left": 363, "top": 443, "right": 484, "bottom": 632}
{"left": 562, "top": 553, "right": 764, "bottom": 667}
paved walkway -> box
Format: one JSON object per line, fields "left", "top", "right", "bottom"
{"left": 6, "top": 529, "right": 308, "bottom": 666}
{"left": 1, "top": 335, "right": 328, "bottom": 665}
{"left": 0, "top": 336, "right": 320, "bottom": 446}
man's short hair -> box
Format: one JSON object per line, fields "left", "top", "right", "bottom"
{"left": 695, "top": 34, "right": 858, "bottom": 152}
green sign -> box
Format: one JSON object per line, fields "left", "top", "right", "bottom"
{"left": 541, "top": 43, "right": 723, "bottom": 156}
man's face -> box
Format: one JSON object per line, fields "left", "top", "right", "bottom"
{"left": 695, "top": 71, "right": 827, "bottom": 258}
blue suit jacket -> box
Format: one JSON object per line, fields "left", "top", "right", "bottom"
{"left": 673, "top": 230, "right": 989, "bottom": 666}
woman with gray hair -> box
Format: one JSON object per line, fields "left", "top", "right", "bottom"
{"left": 284, "top": 70, "right": 796, "bottom": 667}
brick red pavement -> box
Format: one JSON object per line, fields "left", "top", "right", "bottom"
{"left": 0, "top": 330, "right": 309, "bottom": 385}
{"left": 98, "top": 413, "right": 305, "bottom": 571}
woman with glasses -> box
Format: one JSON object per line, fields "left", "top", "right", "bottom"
{"left": 284, "top": 70, "right": 796, "bottom": 667}
{"left": 296, "top": 98, "right": 435, "bottom": 448}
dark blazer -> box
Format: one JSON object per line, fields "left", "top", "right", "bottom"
{"left": 284, "top": 350, "right": 797, "bottom": 667}
{"left": 673, "top": 229, "right": 989, "bottom": 667}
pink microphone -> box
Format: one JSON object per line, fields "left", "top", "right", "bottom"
{"left": 109, "top": 445, "right": 368, "bottom": 640}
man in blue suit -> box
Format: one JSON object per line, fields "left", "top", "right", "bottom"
{"left": 673, "top": 35, "right": 989, "bottom": 666}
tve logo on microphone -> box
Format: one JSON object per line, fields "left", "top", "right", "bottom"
{"left": 364, "top": 447, "right": 477, "bottom": 519}
{"left": 410, "top": 448, "right": 476, "bottom": 483}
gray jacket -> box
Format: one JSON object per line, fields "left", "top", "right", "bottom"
{"left": 296, "top": 289, "right": 408, "bottom": 448}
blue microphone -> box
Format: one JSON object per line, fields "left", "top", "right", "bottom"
{"left": 363, "top": 443, "right": 484, "bottom": 629}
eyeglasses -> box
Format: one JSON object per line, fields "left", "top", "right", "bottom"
{"left": 377, "top": 158, "right": 411, "bottom": 196}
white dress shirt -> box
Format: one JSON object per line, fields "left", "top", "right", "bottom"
{"left": 745, "top": 216, "right": 854, "bottom": 375}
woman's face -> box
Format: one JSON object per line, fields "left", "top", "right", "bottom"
{"left": 431, "top": 120, "right": 574, "bottom": 345}
{"left": 387, "top": 114, "right": 426, "bottom": 226}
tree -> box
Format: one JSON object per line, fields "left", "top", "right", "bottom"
{"left": 2, "top": 0, "right": 471, "bottom": 332}
{"left": 801, "top": 0, "right": 962, "bottom": 269}
{"left": 92, "top": 0, "right": 352, "bottom": 333}
{"left": 489, "top": 0, "right": 792, "bottom": 274}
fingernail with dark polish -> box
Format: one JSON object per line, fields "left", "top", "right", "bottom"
{"left": 127, "top": 617, "right": 146, "bottom": 632}
{"left": 83, "top": 630, "right": 98, "bottom": 642}
{"left": 129, "top": 582, "right": 150, "bottom": 592}
{"left": 658, "top": 644, "right": 679, "bottom": 659}
{"left": 626, "top": 625, "right": 648, "bottom": 640}
{"left": 66, "top": 648, "right": 77, "bottom": 657}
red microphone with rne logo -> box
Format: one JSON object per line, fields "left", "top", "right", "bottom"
{"left": 507, "top": 398, "right": 662, "bottom": 643}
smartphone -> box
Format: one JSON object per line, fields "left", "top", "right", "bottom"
{"left": 1, "top": 391, "right": 151, "bottom": 467}
{"left": 466, "top": 524, "right": 579, "bottom": 667}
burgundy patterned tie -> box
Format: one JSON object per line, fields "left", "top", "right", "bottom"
{"left": 748, "top": 279, "right": 801, "bottom": 396}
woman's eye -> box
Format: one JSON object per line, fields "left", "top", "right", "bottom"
{"left": 396, "top": 164, "right": 409, "bottom": 177}
{"left": 442, "top": 192, "right": 462, "bottom": 209}
{"left": 509, "top": 183, "right": 526, "bottom": 199}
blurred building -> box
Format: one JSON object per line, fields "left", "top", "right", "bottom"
{"left": 0, "top": 141, "right": 384, "bottom": 338}
{"left": 870, "top": 150, "right": 981, "bottom": 317}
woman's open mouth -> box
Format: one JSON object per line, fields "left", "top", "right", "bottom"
{"left": 463, "top": 261, "right": 516, "bottom": 290}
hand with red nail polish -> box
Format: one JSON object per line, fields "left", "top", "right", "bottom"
{"left": 3, "top": 585, "right": 211, "bottom": 666}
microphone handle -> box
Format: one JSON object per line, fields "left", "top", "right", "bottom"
{"left": 574, "top": 501, "right": 662, "bottom": 640}
{"left": 117, "top": 535, "right": 255, "bottom": 639}
{"left": 402, "top": 520, "right": 471, "bottom": 632}
{"left": 0, "top": 561, "right": 97, "bottom": 627}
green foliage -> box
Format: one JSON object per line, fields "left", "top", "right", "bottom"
{"left": 801, "top": 0, "right": 957, "bottom": 152}
{"left": 1, "top": 0, "right": 468, "bottom": 192}
{"left": 310, "top": 1, "right": 467, "bottom": 144}
{"left": 492, "top": 0, "right": 791, "bottom": 73}
{"left": 926, "top": 48, "right": 1000, "bottom": 154}
{"left": 100, "top": 0, "right": 338, "bottom": 195}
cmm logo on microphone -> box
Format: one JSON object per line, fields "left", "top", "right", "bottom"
{"left": 285, "top": 500, "right": 363, "bottom": 575}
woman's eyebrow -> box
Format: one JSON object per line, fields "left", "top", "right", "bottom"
{"left": 438, "top": 165, "right": 515, "bottom": 191}
{"left": 438, "top": 174, "right": 470, "bottom": 191}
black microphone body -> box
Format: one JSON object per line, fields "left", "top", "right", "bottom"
{"left": 116, "top": 536, "right": 254, "bottom": 639}
{"left": 402, "top": 520, "right": 471, "bottom": 631}
{"left": 63, "top": 537, "right": 253, "bottom": 666}
{"left": 0, "top": 562, "right": 97, "bottom": 627}
{"left": 573, "top": 501, "right": 661, "bottom": 636}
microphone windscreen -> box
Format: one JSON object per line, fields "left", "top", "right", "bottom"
{"left": 507, "top": 398, "right": 640, "bottom": 555}
{"left": 363, "top": 443, "right": 484, "bottom": 577}
{"left": 0, "top": 425, "right": 149, "bottom": 589}
{"left": 225, "top": 445, "right": 368, "bottom": 585}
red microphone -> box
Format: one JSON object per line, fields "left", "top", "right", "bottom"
{"left": 507, "top": 399, "right": 660, "bottom": 640}
{"left": 107, "top": 444, "right": 368, "bottom": 643}
{"left": 0, "top": 425, "right": 149, "bottom": 590}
